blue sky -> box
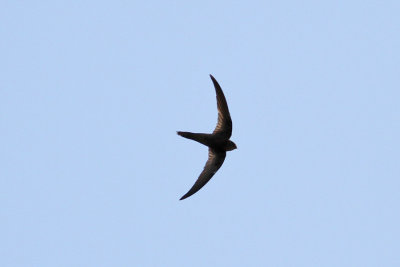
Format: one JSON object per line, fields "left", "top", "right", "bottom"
{"left": 1, "top": 1, "right": 399, "bottom": 266}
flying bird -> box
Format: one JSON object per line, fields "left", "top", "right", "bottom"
{"left": 177, "top": 75, "right": 237, "bottom": 200}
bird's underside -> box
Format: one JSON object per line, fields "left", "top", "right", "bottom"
{"left": 177, "top": 75, "right": 236, "bottom": 200}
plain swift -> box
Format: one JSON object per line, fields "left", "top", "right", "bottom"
{"left": 177, "top": 75, "right": 237, "bottom": 200}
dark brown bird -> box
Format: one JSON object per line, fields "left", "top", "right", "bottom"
{"left": 177, "top": 75, "right": 237, "bottom": 200}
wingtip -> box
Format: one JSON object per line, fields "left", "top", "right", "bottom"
{"left": 209, "top": 74, "right": 219, "bottom": 87}
{"left": 179, "top": 190, "right": 195, "bottom": 200}
{"left": 179, "top": 194, "right": 188, "bottom": 201}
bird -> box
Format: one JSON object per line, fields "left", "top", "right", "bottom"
{"left": 177, "top": 74, "right": 237, "bottom": 200}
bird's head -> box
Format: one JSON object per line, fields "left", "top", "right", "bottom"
{"left": 226, "top": 140, "right": 237, "bottom": 151}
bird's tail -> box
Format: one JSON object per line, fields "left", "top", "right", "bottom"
{"left": 177, "top": 131, "right": 195, "bottom": 139}
{"left": 177, "top": 131, "right": 212, "bottom": 146}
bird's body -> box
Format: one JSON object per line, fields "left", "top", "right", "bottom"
{"left": 177, "top": 75, "right": 237, "bottom": 200}
{"left": 176, "top": 132, "right": 236, "bottom": 152}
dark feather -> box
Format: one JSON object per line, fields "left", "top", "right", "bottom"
{"left": 210, "top": 75, "right": 232, "bottom": 138}
{"left": 180, "top": 149, "right": 226, "bottom": 200}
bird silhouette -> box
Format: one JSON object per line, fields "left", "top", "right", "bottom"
{"left": 177, "top": 75, "right": 237, "bottom": 200}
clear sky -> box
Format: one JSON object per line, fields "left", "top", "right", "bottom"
{"left": 1, "top": 1, "right": 399, "bottom": 266}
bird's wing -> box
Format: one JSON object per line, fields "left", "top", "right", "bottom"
{"left": 180, "top": 149, "right": 226, "bottom": 200}
{"left": 210, "top": 75, "right": 232, "bottom": 139}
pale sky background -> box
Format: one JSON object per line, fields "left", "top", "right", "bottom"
{"left": 1, "top": 1, "right": 399, "bottom": 266}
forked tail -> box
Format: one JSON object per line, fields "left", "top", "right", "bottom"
{"left": 177, "top": 131, "right": 195, "bottom": 139}
{"left": 176, "top": 131, "right": 211, "bottom": 147}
